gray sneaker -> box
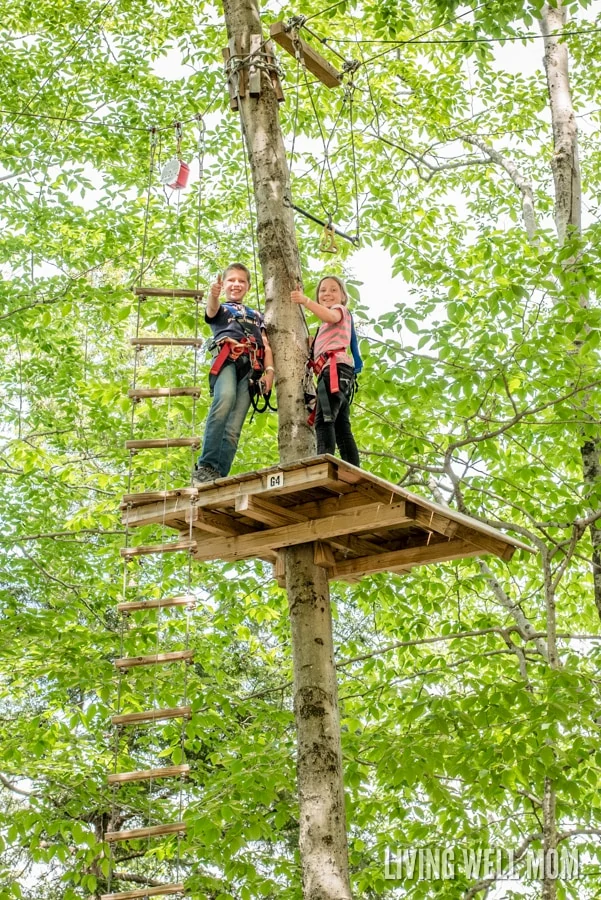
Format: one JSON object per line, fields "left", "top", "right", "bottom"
{"left": 192, "top": 465, "right": 220, "bottom": 486}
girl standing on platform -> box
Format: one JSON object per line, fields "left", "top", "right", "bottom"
{"left": 291, "top": 275, "right": 360, "bottom": 467}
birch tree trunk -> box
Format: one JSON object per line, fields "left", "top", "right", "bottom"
{"left": 540, "top": 1, "right": 601, "bottom": 627}
{"left": 538, "top": 4, "right": 584, "bottom": 896}
{"left": 219, "top": 1, "right": 352, "bottom": 896}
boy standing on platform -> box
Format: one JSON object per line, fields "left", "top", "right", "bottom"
{"left": 193, "top": 263, "right": 274, "bottom": 484}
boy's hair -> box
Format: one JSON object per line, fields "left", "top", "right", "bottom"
{"left": 223, "top": 262, "right": 251, "bottom": 285}
{"left": 316, "top": 274, "right": 348, "bottom": 306}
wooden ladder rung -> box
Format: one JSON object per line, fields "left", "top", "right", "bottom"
{"left": 114, "top": 650, "right": 195, "bottom": 669}
{"left": 128, "top": 388, "right": 201, "bottom": 400}
{"left": 120, "top": 540, "right": 197, "bottom": 559}
{"left": 105, "top": 821, "right": 186, "bottom": 843}
{"left": 118, "top": 595, "right": 196, "bottom": 614}
{"left": 101, "top": 884, "right": 185, "bottom": 900}
{"left": 112, "top": 706, "right": 192, "bottom": 726}
{"left": 125, "top": 438, "right": 200, "bottom": 450}
{"left": 121, "top": 489, "right": 197, "bottom": 508}
{"left": 108, "top": 764, "right": 190, "bottom": 785}
{"left": 131, "top": 337, "right": 204, "bottom": 348}
{"left": 134, "top": 286, "right": 204, "bottom": 299}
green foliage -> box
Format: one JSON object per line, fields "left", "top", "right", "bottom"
{"left": 1, "top": 0, "right": 601, "bottom": 898}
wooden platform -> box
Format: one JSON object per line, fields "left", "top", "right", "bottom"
{"left": 121, "top": 456, "right": 532, "bottom": 582}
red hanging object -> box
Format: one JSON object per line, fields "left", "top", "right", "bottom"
{"left": 159, "top": 157, "right": 190, "bottom": 190}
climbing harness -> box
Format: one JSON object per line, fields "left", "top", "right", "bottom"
{"left": 208, "top": 336, "right": 265, "bottom": 378}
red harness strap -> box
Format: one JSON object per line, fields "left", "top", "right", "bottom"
{"left": 310, "top": 348, "right": 346, "bottom": 392}
{"left": 209, "top": 341, "right": 232, "bottom": 376}
{"left": 210, "top": 338, "right": 264, "bottom": 377}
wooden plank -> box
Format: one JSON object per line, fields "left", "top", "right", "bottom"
{"left": 235, "top": 494, "right": 306, "bottom": 527}
{"left": 122, "top": 495, "right": 196, "bottom": 526}
{"left": 452, "top": 524, "right": 516, "bottom": 561}
{"left": 134, "top": 287, "right": 203, "bottom": 299}
{"left": 274, "top": 552, "right": 286, "bottom": 588}
{"left": 131, "top": 337, "right": 204, "bottom": 347}
{"left": 331, "top": 539, "right": 485, "bottom": 581}
{"left": 121, "top": 489, "right": 197, "bottom": 508}
{"left": 222, "top": 47, "right": 239, "bottom": 110}
{"left": 108, "top": 765, "right": 190, "bottom": 785}
{"left": 128, "top": 388, "right": 201, "bottom": 399}
{"left": 120, "top": 540, "right": 197, "bottom": 559}
{"left": 114, "top": 650, "right": 194, "bottom": 670}
{"left": 125, "top": 438, "right": 200, "bottom": 450}
{"left": 249, "top": 34, "right": 262, "bottom": 94}
{"left": 105, "top": 822, "right": 186, "bottom": 843}
{"left": 265, "top": 40, "right": 285, "bottom": 102}
{"left": 187, "top": 507, "right": 253, "bottom": 537}
{"left": 195, "top": 460, "right": 341, "bottom": 509}
{"left": 112, "top": 706, "right": 192, "bottom": 726}
{"left": 270, "top": 21, "right": 341, "bottom": 88}
{"left": 101, "top": 883, "right": 185, "bottom": 900}
{"left": 293, "top": 482, "right": 398, "bottom": 520}
{"left": 118, "top": 595, "right": 196, "bottom": 613}
{"left": 323, "top": 455, "right": 534, "bottom": 554}
{"left": 414, "top": 507, "right": 458, "bottom": 539}
{"left": 251, "top": 487, "right": 407, "bottom": 561}
{"left": 314, "top": 541, "right": 335, "bottom": 568}
{"left": 193, "top": 501, "right": 412, "bottom": 562}
{"left": 123, "top": 461, "right": 340, "bottom": 528}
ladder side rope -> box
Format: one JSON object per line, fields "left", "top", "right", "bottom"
{"left": 106, "top": 119, "right": 200, "bottom": 899}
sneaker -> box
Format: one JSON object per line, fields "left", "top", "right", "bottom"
{"left": 192, "top": 465, "right": 220, "bottom": 486}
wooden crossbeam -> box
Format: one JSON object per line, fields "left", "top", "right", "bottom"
{"left": 131, "top": 337, "right": 204, "bottom": 348}
{"left": 108, "top": 765, "right": 190, "bottom": 785}
{"left": 235, "top": 494, "right": 305, "bottom": 527}
{"left": 134, "top": 287, "right": 203, "bottom": 299}
{"left": 414, "top": 507, "right": 458, "bottom": 538}
{"left": 187, "top": 507, "right": 253, "bottom": 537}
{"left": 270, "top": 21, "right": 341, "bottom": 88}
{"left": 101, "top": 884, "right": 185, "bottom": 900}
{"left": 105, "top": 822, "right": 186, "bottom": 843}
{"left": 118, "top": 595, "right": 196, "bottom": 614}
{"left": 453, "top": 524, "right": 516, "bottom": 561}
{"left": 194, "top": 501, "right": 412, "bottom": 562}
{"left": 112, "top": 706, "right": 192, "bottom": 726}
{"left": 114, "top": 650, "right": 194, "bottom": 670}
{"left": 120, "top": 540, "right": 197, "bottom": 559}
{"left": 125, "top": 438, "right": 200, "bottom": 450}
{"left": 128, "top": 388, "right": 201, "bottom": 400}
{"left": 331, "top": 539, "right": 485, "bottom": 581}
{"left": 236, "top": 494, "right": 381, "bottom": 556}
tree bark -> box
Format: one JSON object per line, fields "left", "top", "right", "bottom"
{"left": 541, "top": 2, "right": 581, "bottom": 245}
{"left": 540, "top": 1, "right": 601, "bottom": 625}
{"left": 219, "top": 2, "right": 352, "bottom": 897}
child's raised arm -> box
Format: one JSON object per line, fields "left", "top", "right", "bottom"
{"left": 290, "top": 287, "right": 342, "bottom": 324}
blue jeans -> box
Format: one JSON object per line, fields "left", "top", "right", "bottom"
{"left": 198, "top": 361, "right": 252, "bottom": 477}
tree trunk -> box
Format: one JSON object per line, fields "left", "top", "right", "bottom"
{"left": 219, "top": 2, "right": 353, "bottom": 897}
{"left": 538, "top": 10, "right": 581, "bottom": 897}
{"left": 540, "top": 0, "right": 601, "bottom": 625}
